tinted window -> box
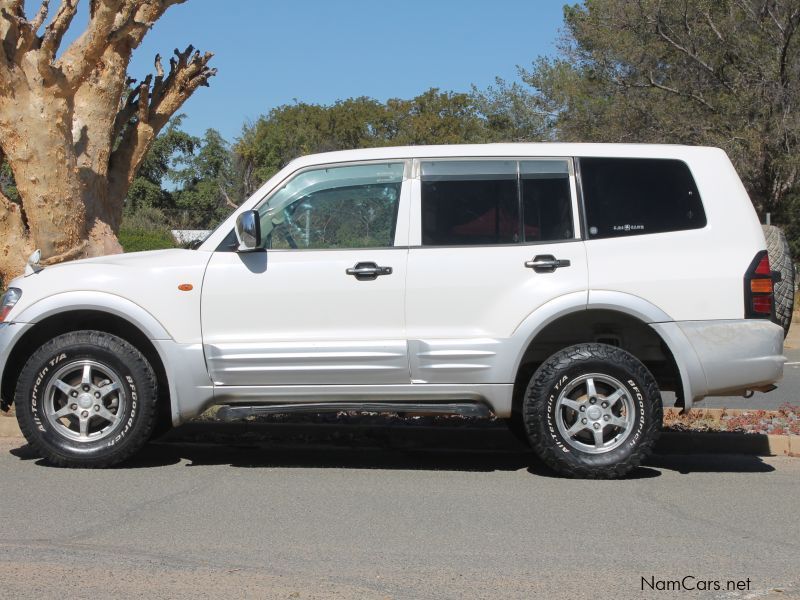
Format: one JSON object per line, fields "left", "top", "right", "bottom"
{"left": 579, "top": 158, "right": 705, "bottom": 239}
{"left": 520, "top": 160, "right": 573, "bottom": 242}
{"left": 421, "top": 159, "right": 574, "bottom": 246}
{"left": 261, "top": 163, "right": 403, "bottom": 249}
{"left": 421, "top": 161, "right": 518, "bottom": 246}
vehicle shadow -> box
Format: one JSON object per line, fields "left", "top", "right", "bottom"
{"left": 7, "top": 418, "right": 778, "bottom": 477}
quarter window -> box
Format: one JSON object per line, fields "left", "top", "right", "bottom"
{"left": 579, "top": 157, "right": 706, "bottom": 239}
{"left": 261, "top": 163, "right": 404, "bottom": 249}
{"left": 520, "top": 160, "right": 573, "bottom": 242}
{"left": 420, "top": 159, "right": 574, "bottom": 246}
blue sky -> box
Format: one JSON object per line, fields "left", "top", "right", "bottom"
{"left": 28, "top": 0, "right": 568, "bottom": 142}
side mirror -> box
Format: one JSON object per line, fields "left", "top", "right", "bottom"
{"left": 235, "top": 210, "right": 261, "bottom": 251}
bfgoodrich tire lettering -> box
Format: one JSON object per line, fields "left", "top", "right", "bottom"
{"left": 14, "top": 331, "right": 157, "bottom": 468}
{"left": 523, "top": 343, "right": 662, "bottom": 479}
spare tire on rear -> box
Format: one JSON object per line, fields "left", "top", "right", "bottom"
{"left": 762, "top": 224, "right": 795, "bottom": 338}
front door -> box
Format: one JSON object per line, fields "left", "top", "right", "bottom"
{"left": 405, "top": 158, "right": 588, "bottom": 383}
{"left": 201, "top": 161, "right": 410, "bottom": 387}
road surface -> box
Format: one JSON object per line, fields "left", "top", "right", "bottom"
{"left": 0, "top": 435, "right": 797, "bottom": 600}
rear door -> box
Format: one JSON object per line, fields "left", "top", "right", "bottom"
{"left": 405, "top": 158, "right": 588, "bottom": 384}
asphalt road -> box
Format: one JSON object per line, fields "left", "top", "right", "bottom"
{"left": 1, "top": 434, "right": 798, "bottom": 600}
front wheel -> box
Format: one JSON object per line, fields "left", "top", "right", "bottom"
{"left": 14, "top": 331, "right": 158, "bottom": 468}
{"left": 523, "top": 344, "right": 662, "bottom": 479}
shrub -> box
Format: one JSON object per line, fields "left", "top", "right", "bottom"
{"left": 118, "top": 228, "right": 176, "bottom": 253}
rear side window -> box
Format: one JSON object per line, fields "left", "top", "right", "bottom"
{"left": 421, "top": 161, "right": 518, "bottom": 246}
{"left": 420, "top": 159, "right": 574, "bottom": 246}
{"left": 579, "top": 158, "right": 705, "bottom": 239}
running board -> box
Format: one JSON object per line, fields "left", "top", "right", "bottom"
{"left": 215, "top": 402, "right": 493, "bottom": 422}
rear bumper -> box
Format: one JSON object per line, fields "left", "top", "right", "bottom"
{"left": 652, "top": 319, "right": 785, "bottom": 407}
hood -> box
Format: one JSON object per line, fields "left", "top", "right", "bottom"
{"left": 32, "top": 248, "right": 200, "bottom": 274}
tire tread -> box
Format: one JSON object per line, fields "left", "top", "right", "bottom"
{"left": 14, "top": 330, "right": 157, "bottom": 468}
{"left": 523, "top": 343, "right": 662, "bottom": 479}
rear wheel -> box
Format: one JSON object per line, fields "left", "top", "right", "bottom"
{"left": 523, "top": 343, "right": 662, "bottom": 478}
{"left": 762, "top": 224, "right": 794, "bottom": 337}
{"left": 14, "top": 331, "right": 158, "bottom": 468}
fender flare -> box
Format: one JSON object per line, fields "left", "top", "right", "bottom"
{"left": 13, "top": 291, "right": 171, "bottom": 340}
{"left": 508, "top": 290, "right": 707, "bottom": 408}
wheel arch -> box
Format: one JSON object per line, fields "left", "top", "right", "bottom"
{"left": 509, "top": 291, "right": 705, "bottom": 414}
{"left": 3, "top": 300, "right": 174, "bottom": 435}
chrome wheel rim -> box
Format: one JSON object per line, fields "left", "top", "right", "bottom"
{"left": 554, "top": 373, "right": 635, "bottom": 454}
{"left": 43, "top": 360, "right": 127, "bottom": 443}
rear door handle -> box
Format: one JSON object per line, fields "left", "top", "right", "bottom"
{"left": 346, "top": 262, "right": 393, "bottom": 281}
{"left": 525, "top": 255, "right": 571, "bottom": 273}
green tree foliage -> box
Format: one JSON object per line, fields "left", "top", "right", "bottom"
{"left": 171, "top": 129, "right": 238, "bottom": 229}
{"left": 480, "top": 0, "right": 800, "bottom": 224}
{"left": 124, "top": 117, "right": 238, "bottom": 239}
{"left": 0, "top": 157, "right": 19, "bottom": 204}
{"left": 125, "top": 118, "right": 196, "bottom": 214}
{"left": 235, "top": 88, "right": 529, "bottom": 193}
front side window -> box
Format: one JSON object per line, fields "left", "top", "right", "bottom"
{"left": 421, "top": 159, "right": 573, "bottom": 246}
{"left": 579, "top": 157, "right": 706, "bottom": 239}
{"left": 260, "top": 162, "right": 404, "bottom": 249}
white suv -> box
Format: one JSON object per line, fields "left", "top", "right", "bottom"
{"left": 0, "top": 144, "right": 786, "bottom": 477}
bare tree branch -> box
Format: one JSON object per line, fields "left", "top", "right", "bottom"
{"left": 778, "top": 9, "right": 800, "bottom": 90}
{"left": 29, "top": 0, "right": 49, "bottom": 31}
{"left": 108, "top": 43, "right": 215, "bottom": 199}
{"left": 220, "top": 183, "right": 237, "bottom": 209}
{"left": 614, "top": 70, "right": 718, "bottom": 113}
{"left": 702, "top": 10, "right": 724, "bottom": 42}
{"left": 57, "top": 0, "right": 188, "bottom": 92}
{"left": 57, "top": 0, "right": 135, "bottom": 90}
{"left": 41, "top": 0, "right": 79, "bottom": 59}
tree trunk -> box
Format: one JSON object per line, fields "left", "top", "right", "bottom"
{"left": 0, "top": 0, "right": 215, "bottom": 284}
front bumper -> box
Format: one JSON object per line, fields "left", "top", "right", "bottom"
{"left": 0, "top": 321, "right": 32, "bottom": 409}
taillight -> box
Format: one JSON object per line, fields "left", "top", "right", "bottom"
{"left": 744, "top": 251, "right": 774, "bottom": 319}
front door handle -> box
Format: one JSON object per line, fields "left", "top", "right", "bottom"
{"left": 346, "top": 262, "right": 393, "bottom": 281}
{"left": 525, "top": 254, "right": 571, "bottom": 273}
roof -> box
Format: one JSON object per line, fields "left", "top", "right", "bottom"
{"left": 286, "top": 143, "right": 726, "bottom": 170}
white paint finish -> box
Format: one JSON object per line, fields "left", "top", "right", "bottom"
{"left": 8, "top": 249, "right": 210, "bottom": 343}
{"left": 151, "top": 340, "right": 214, "bottom": 425}
{"left": 678, "top": 319, "right": 785, "bottom": 395}
{"left": 405, "top": 242, "right": 589, "bottom": 383}
{"left": 584, "top": 150, "right": 764, "bottom": 321}
{"left": 205, "top": 340, "right": 409, "bottom": 386}
{"left": 201, "top": 249, "right": 409, "bottom": 386}
{"left": 405, "top": 155, "right": 588, "bottom": 375}
{"left": 0, "top": 143, "right": 786, "bottom": 422}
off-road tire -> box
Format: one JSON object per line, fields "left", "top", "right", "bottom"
{"left": 762, "top": 224, "right": 794, "bottom": 337}
{"left": 523, "top": 344, "right": 662, "bottom": 479}
{"left": 14, "top": 331, "right": 158, "bottom": 468}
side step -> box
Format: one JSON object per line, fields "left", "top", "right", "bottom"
{"left": 216, "top": 402, "right": 493, "bottom": 422}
